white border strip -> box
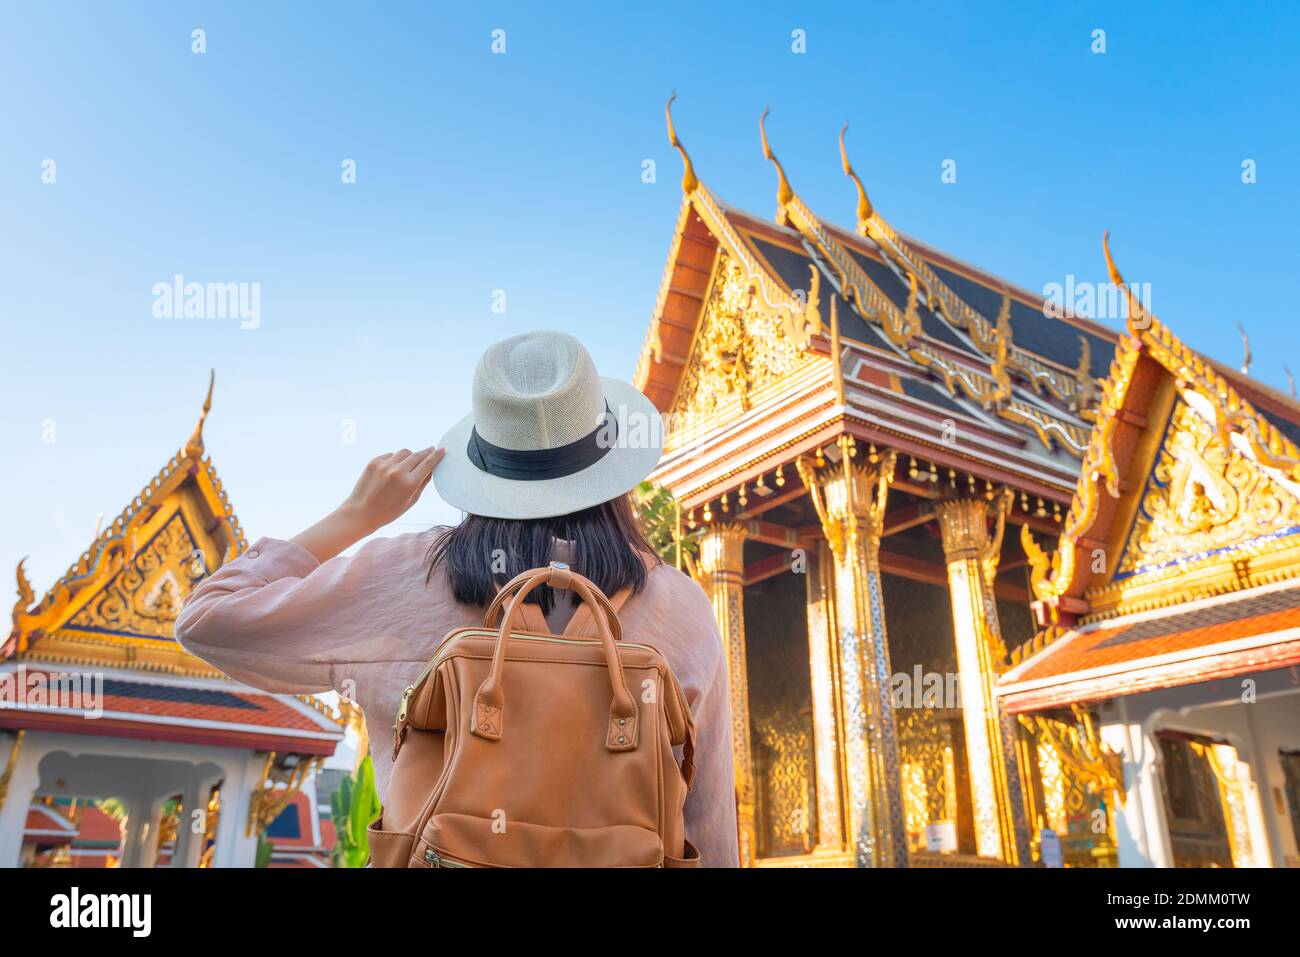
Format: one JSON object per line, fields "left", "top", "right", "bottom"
{"left": 999, "top": 625, "right": 1300, "bottom": 697}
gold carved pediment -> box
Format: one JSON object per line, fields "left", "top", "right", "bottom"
{"left": 1114, "top": 398, "right": 1300, "bottom": 579}
{"left": 64, "top": 510, "right": 206, "bottom": 641}
{"left": 668, "top": 251, "right": 819, "bottom": 444}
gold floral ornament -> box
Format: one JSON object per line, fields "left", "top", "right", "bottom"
{"left": 980, "top": 486, "right": 1016, "bottom": 590}
{"left": 1116, "top": 400, "right": 1300, "bottom": 577}
{"left": 1017, "top": 706, "right": 1124, "bottom": 806}
{"left": 653, "top": 96, "right": 825, "bottom": 443}
{"left": 245, "top": 752, "right": 324, "bottom": 838}
{"left": 1073, "top": 335, "right": 1097, "bottom": 416}
{"left": 668, "top": 252, "right": 820, "bottom": 432}
{"left": 985, "top": 292, "right": 1014, "bottom": 409}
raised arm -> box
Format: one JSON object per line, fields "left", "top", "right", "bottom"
{"left": 175, "top": 447, "right": 443, "bottom": 693}
{"left": 291, "top": 447, "right": 443, "bottom": 562}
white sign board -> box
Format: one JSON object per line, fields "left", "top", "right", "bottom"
{"left": 925, "top": 820, "right": 958, "bottom": 853}
{"left": 1039, "top": 828, "right": 1064, "bottom": 868}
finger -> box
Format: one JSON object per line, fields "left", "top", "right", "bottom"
{"left": 406, "top": 446, "right": 437, "bottom": 472}
{"left": 370, "top": 453, "right": 393, "bottom": 466}
{"left": 390, "top": 448, "right": 413, "bottom": 465}
{"left": 405, "top": 469, "right": 435, "bottom": 508}
{"left": 411, "top": 447, "right": 443, "bottom": 476}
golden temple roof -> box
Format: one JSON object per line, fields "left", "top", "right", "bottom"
{"left": 5, "top": 372, "right": 247, "bottom": 675}
{"left": 1016, "top": 234, "right": 1300, "bottom": 639}
{"left": 638, "top": 99, "right": 1300, "bottom": 520}
{"left": 639, "top": 99, "right": 1118, "bottom": 476}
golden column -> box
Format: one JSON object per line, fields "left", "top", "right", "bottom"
{"left": 798, "top": 441, "right": 909, "bottom": 867}
{"left": 696, "top": 522, "right": 759, "bottom": 866}
{"left": 934, "top": 491, "right": 1032, "bottom": 865}
{"left": 804, "top": 539, "right": 848, "bottom": 852}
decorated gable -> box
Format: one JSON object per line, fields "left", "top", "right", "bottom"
{"left": 7, "top": 376, "right": 246, "bottom": 676}
{"left": 1116, "top": 397, "right": 1300, "bottom": 580}
{"left": 1082, "top": 388, "right": 1300, "bottom": 619}
{"left": 669, "top": 244, "right": 822, "bottom": 439}
{"left": 1020, "top": 236, "right": 1300, "bottom": 628}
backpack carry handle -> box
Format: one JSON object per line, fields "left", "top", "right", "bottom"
{"left": 471, "top": 564, "right": 640, "bottom": 753}
{"left": 482, "top": 568, "right": 626, "bottom": 643}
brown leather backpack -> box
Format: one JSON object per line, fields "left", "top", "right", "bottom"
{"left": 367, "top": 562, "right": 700, "bottom": 867}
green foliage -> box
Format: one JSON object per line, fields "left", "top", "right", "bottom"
{"left": 635, "top": 481, "right": 698, "bottom": 569}
{"left": 95, "top": 797, "right": 128, "bottom": 823}
{"left": 255, "top": 831, "right": 273, "bottom": 868}
{"left": 330, "top": 755, "right": 380, "bottom": 868}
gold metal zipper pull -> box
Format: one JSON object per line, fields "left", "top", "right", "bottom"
{"left": 396, "top": 685, "right": 415, "bottom": 723}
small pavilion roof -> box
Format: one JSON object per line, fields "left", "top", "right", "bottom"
{"left": 0, "top": 665, "right": 344, "bottom": 755}
{"left": 999, "top": 578, "right": 1300, "bottom": 712}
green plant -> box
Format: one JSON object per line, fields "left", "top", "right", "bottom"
{"left": 635, "top": 481, "right": 698, "bottom": 571}
{"left": 95, "top": 797, "right": 128, "bottom": 823}
{"left": 255, "top": 831, "right": 273, "bottom": 868}
{"left": 330, "top": 755, "right": 379, "bottom": 868}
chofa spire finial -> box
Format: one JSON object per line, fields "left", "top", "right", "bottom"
{"left": 185, "top": 369, "right": 215, "bottom": 458}
{"left": 839, "top": 123, "right": 874, "bottom": 229}
{"left": 759, "top": 106, "right": 794, "bottom": 215}
{"left": 665, "top": 92, "right": 698, "bottom": 195}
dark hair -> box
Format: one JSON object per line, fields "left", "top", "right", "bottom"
{"left": 427, "top": 494, "right": 657, "bottom": 615}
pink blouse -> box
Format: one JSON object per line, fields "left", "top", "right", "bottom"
{"left": 175, "top": 530, "right": 740, "bottom": 867}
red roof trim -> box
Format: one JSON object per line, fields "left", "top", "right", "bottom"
{"left": 999, "top": 638, "right": 1300, "bottom": 713}
{"left": 0, "top": 710, "right": 339, "bottom": 755}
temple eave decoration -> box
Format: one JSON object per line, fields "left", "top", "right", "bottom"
{"left": 1020, "top": 233, "right": 1300, "bottom": 630}
{"left": 6, "top": 371, "right": 247, "bottom": 673}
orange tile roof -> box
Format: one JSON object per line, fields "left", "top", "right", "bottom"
{"left": 24, "top": 805, "right": 77, "bottom": 841}
{"left": 0, "top": 669, "right": 343, "bottom": 755}
{"left": 75, "top": 805, "right": 126, "bottom": 846}
{"left": 999, "top": 582, "right": 1300, "bottom": 711}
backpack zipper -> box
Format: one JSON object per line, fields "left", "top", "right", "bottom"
{"left": 399, "top": 631, "right": 657, "bottom": 723}
{"left": 424, "top": 847, "right": 474, "bottom": 868}
{"left": 395, "top": 631, "right": 687, "bottom": 758}
{"left": 424, "top": 846, "right": 665, "bottom": 868}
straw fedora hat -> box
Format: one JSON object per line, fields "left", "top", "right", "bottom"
{"left": 434, "top": 331, "right": 665, "bottom": 519}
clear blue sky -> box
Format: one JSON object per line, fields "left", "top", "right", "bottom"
{"left": 2, "top": 1, "right": 1297, "bottom": 591}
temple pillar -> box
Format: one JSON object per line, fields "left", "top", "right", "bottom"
{"left": 120, "top": 794, "right": 166, "bottom": 869}
{"left": 209, "top": 754, "right": 260, "bottom": 868}
{"left": 696, "top": 522, "right": 758, "bottom": 866}
{"left": 934, "top": 493, "right": 1032, "bottom": 865}
{"left": 169, "top": 780, "right": 201, "bottom": 868}
{"left": 0, "top": 732, "right": 40, "bottom": 868}
{"left": 170, "top": 771, "right": 221, "bottom": 868}
{"left": 804, "top": 538, "right": 847, "bottom": 852}
{"left": 798, "top": 442, "right": 909, "bottom": 867}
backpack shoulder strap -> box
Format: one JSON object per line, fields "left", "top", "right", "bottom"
{"left": 515, "top": 601, "right": 548, "bottom": 633}
{"left": 483, "top": 571, "right": 550, "bottom": 633}
{"left": 561, "top": 586, "right": 632, "bottom": 638}
{"left": 561, "top": 551, "right": 657, "bottom": 638}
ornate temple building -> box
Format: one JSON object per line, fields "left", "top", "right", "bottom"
{"left": 643, "top": 97, "right": 1300, "bottom": 867}
{"left": 0, "top": 379, "right": 344, "bottom": 868}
